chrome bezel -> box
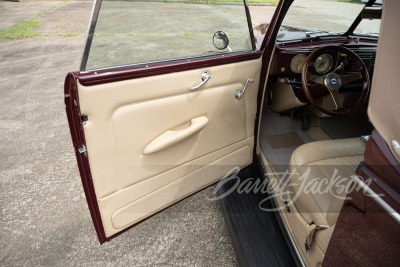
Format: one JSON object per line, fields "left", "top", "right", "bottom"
{"left": 290, "top": 54, "right": 307, "bottom": 73}
{"left": 315, "top": 54, "right": 333, "bottom": 74}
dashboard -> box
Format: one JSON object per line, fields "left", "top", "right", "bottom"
{"left": 267, "top": 36, "right": 377, "bottom": 105}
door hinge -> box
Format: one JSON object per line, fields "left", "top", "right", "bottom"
{"left": 284, "top": 200, "right": 291, "bottom": 213}
{"left": 78, "top": 145, "right": 87, "bottom": 154}
{"left": 81, "top": 115, "right": 88, "bottom": 122}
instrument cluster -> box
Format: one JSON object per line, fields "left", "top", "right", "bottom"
{"left": 290, "top": 53, "right": 333, "bottom": 74}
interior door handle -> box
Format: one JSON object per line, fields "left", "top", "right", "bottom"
{"left": 190, "top": 72, "right": 211, "bottom": 91}
{"left": 143, "top": 116, "right": 208, "bottom": 155}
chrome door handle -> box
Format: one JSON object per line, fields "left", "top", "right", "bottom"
{"left": 235, "top": 78, "right": 254, "bottom": 99}
{"left": 190, "top": 72, "right": 211, "bottom": 91}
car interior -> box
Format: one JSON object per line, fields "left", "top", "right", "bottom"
{"left": 254, "top": 1, "right": 389, "bottom": 266}
{"left": 258, "top": 46, "right": 372, "bottom": 265}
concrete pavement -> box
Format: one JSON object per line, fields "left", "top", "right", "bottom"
{"left": 0, "top": 1, "right": 63, "bottom": 29}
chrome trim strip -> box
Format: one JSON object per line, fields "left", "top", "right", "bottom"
{"left": 272, "top": 193, "right": 306, "bottom": 267}
{"left": 79, "top": 49, "right": 255, "bottom": 74}
{"left": 243, "top": 0, "right": 256, "bottom": 51}
{"left": 80, "top": 0, "right": 103, "bottom": 71}
{"left": 353, "top": 176, "right": 400, "bottom": 225}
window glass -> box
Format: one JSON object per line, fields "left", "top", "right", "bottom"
{"left": 277, "top": 0, "right": 381, "bottom": 41}
{"left": 354, "top": 19, "right": 380, "bottom": 36}
{"left": 84, "top": 0, "right": 253, "bottom": 71}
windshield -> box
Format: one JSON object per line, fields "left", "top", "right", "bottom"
{"left": 278, "top": 0, "right": 381, "bottom": 41}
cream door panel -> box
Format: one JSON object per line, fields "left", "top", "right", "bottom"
{"left": 78, "top": 58, "right": 262, "bottom": 237}
{"left": 102, "top": 142, "right": 252, "bottom": 236}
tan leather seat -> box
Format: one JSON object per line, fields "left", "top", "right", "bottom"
{"left": 289, "top": 138, "right": 366, "bottom": 226}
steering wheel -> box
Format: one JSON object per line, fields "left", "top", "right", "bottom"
{"left": 301, "top": 46, "right": 370, "bottom": 116}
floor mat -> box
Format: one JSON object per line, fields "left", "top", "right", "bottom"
{"left": 266, "top": 132, "right": 304, "bottom": 149}
{"left": 218, "top": 165, "right": 299, "bottom": 267}
{"left": 321, "top": 112, "right": 373, "bottom": 139}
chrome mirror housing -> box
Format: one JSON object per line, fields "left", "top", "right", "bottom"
{"left": 213, "top": 31, "right": 232, "bottom": 51}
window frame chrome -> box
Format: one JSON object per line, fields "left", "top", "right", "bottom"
{"left": 243, "top": 0, "right": 256, "bottom": 51}
{"left": 80, "top": 0, "right": 103, "bottom": 71}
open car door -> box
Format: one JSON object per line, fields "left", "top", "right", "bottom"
{"left": 64, "top": 0, "right": 282, "bottom": 243}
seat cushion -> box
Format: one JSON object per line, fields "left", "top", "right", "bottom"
{"left": 289, "top": 138, "right": 366, "bottom": 226}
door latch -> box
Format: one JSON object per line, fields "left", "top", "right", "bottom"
{"left": 78, "top": 145, "right": 87, "bottom": 154}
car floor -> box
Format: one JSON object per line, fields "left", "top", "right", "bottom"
{"left": 320, "top": 111, "right": 373, "bottom": 139}
{"left": 259, "top": 107, "right": 372, "bottom": 173}
{"left": 259, "top": 108, "right": 326, "bottom": 173}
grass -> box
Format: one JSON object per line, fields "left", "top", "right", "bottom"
{"left": 97, "top": 32, "right": 246, "bottom": 37}
{"left": 0, "top": 18, "right": 42, "bottom": 39}
{"left": 292, "top": 5, "right": 311, "bottom": 9}
{"left": 337, "top": 0, "right": 362, "bottom": 3}
{"left": 0, "top": 0, "right": 275, "bottom": 39}
{"left": 211, "top": 0, "right": 278, "bottom": 2}
{"left": 42, "top": 32, "right": 80, "bottom": 37}
{"left": 56, "top": 32, "right": 79, "bottom": 37}
{"left": 0, "top": 1, "right": 68, "bottom": 39}
{"left": 127, "top": 33, "right": 148, "bottom": 36}
{"left": 163, "top": 0, "right": 279, "bottom": 3}
{"left": 94, "top": 32, "right": 115, "bottom": 36}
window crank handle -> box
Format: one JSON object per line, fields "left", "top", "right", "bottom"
{"left": 235, "top": 78, "right": 254, "bottom": 99}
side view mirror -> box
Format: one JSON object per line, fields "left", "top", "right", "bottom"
{"left": 213, "top": 31, "right": 232, "bottom": 52}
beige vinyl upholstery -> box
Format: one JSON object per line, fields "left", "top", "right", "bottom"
{"left": 78, "top": 58, "right": 262, "bottom": 237}
{"left": 286, "top": 138, "right": 365, "bottom": 266}
{"left": 289, "top": 138, "right": 366, "bottom": 226}
{"left": 368, "top": 0, "right": 400, "bottom": 162}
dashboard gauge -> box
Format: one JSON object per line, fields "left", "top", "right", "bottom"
{"left": 315, "top": 54, "right": 333, "bottom": 74}
{"left": 290, "top": 54, "right": 307, "bottom": 73}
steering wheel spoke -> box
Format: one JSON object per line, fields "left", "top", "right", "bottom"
{"left": 307, "top": 71, "right": 325, "bottom": 85}
{"left": 340, "top": 72, "right": 362, "bottom": 85}
{"left": 329, "top": 89, "right": 343, "bottom": 109}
